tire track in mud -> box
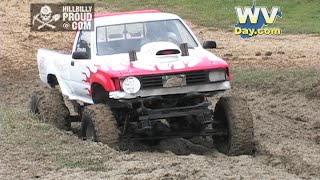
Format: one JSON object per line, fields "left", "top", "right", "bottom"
{"left": 241, "top": 90, "right": 320, "bottom": 178}
{"left": 0, "top": 79, "right": 315, "bottom": 179}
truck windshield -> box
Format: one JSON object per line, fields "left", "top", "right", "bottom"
{"left": 96, "top": 19, "right": 198, "bottom": 55}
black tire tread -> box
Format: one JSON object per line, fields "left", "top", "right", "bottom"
{"left": 214, "top": 95, "right": 254, "bottom": 156}
{"left": 82, "top": 104, "right": 119, "bottom": 148}
{"left": 30, "top": 85, "right": 70, "bottom": 130}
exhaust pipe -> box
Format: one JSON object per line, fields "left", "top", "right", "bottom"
{"left": 180, "top": 43, "right": 189, "bottom": 56}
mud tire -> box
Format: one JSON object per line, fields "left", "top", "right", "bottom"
{"left": 30, "top": 86, "right": 70, "bottom": 130}
{"left": 82, "top": 104, "right": 119, "bottom": 148}
{"left": 213, "top": 96, "right": 254, "bottom": 156}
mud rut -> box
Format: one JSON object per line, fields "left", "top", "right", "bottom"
{"left": 0, "top": 0, "right": 319, "bottom": 179}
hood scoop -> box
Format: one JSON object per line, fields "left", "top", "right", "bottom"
{"left": 156, "top": 49, "right": 180, "bottom": 55}
{"left": 136, "top": 42, "right": 190, "bottom": 63}
{"left": 140, "top": 42, "right": 181, "bottom": 56}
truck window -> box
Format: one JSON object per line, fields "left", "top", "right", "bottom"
{"left": 96, "top": 23, "right": 145, "bottom": 56}
{"left": 96, "top": 20, "right": 198, "bottom": 56}
{"left": 76, "top": 31, "right": 91, "bottom": 59}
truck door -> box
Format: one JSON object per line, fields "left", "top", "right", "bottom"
{"left": 68, "top": 30, "right": 93, "bottom": 100}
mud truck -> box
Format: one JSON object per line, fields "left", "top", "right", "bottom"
{"left": 31, "top": 10, "right": 254, "bottom": 155}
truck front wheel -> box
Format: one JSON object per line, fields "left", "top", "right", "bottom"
{"left": 81, "top": 104, "right": 119, "bottom": 148}
{"left": 213, "top": 96, "right": 254, "bottom": 156}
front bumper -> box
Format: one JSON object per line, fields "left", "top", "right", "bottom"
{"left": 109, "top": 81, "right": 231, "bottom": 99}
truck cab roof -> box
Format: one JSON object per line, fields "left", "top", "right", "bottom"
{"left": 93, "top": 10, "right": 181, "bottom": 27}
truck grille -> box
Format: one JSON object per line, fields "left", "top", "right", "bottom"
{"left": 139, "top": 71, "right": 208, "bottom": 89}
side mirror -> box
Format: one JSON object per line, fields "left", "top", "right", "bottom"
{"left": 72, "top": 51, "right": 90, "bottom": 59}
{"left": 202, "top": 41, "right": 217, "bottom": 49}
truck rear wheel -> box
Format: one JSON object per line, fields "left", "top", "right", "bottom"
{"left": 213, "top": 96, "right": 254, "bottom": 156}
{"left": 81, "top": 104, "right": 119, "bottom": 148}
{"left": 30, "top": 86, "right": 70, "bottom": 130}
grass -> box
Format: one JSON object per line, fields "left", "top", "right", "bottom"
{"left": 67, "top": 0, "right": 320, "bottom": 34}
{"left": 0, "top": 107, "right": 118, "bottom": 174}
{"left": 232, "top": 67, "right": 320, "bottom": 96}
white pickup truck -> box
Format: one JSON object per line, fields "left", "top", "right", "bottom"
{"left": 31, "top": 9, "right": 254, "bottom": 156}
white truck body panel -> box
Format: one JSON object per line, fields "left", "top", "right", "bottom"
{"left": 37, "top": 11, "right": 230, "bottom": 104}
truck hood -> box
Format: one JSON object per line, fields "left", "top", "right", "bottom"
{"left": 92, "top": 42, "right": 229, "bottom": 77}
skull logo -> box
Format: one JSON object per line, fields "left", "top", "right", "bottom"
{"left": 32, "top": 5, "right": 61, "bottom": 30}
{"left": 40, "top": 5, "right": 52, "bottom": 22}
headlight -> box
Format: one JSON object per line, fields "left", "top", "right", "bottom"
{"left": 122, "top": 76, "right": 141, "bottom": 94}
{"left": 209, "top": 70, "right": 226, "bottom": 82}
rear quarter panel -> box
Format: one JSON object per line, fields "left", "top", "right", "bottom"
{"left": 37, "top": 49, "right": 72, "bottom": 96}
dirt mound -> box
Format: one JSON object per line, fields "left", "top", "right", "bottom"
{"left": 119, "top": 138, "right": 210, "bottom": 155}
{"left": 194, "top": 26, "right": 320, "bottom": 69}
{"left": 307, "top": 80, "right": 320, "bottom": 98}
{"left": 0, "top": 0, "right": 73, "bottom": 77}
{"left": 238, "top": 89, "right": 320, "bottom": 178}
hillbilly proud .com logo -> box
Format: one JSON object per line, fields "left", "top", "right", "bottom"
{"left": 31, "top": 3, "right": 94, "bottom": 31}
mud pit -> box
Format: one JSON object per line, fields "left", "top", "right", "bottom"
{"left": 0, "top": 0, "right": 319, "bottom": 179}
